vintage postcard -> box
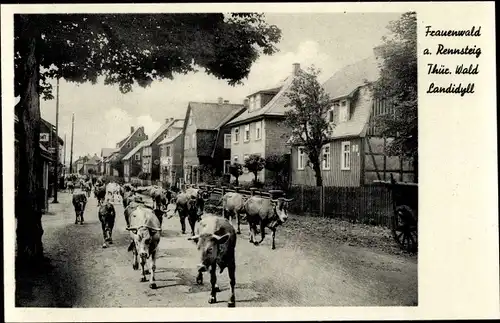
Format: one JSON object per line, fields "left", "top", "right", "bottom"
{"left": 2, "top": 1, "right": 498, "bottom": 322}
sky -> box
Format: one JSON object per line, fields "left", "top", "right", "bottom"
{"left": 40, "top": 12, "right": 403, "bottom": 162}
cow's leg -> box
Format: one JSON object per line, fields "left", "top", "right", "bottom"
{"left": 131, "top": 243, "right": 139, "bottom": 270}
{"left": 248, "top": 222, "right": 254, "bottom": 243}
{"left": 196, "top": 270, "right": 203, "bottom": 285}
{"left": 236, "top": 212, "right": 242, "bottom": 235}
{"left": 271, "top": 228, "right": 277, "bottom": 250}
{"left": 75, "top": 210, "right": 78, "bottom": 224}
{"left": 227, "top": 261, "right": 236, "bottom": 307}
{"left": 101, "top": 221, "right": 108, "bottom": 248}
{"left": 149, "top": 250, "right": 157, "bottom": 289}
{"left": 140, "top": 257, "right": 147, "bottom": 282}
{"left": 108, "top": 221, "right": 114, "bottom": 244}
{"left": 208, "top": 265, "right": 217, "bottom": 304}
{"left": 257, "top": 222, "right": 266, "bottom": 245}
{"left": 180, "top": 215, "right": 186, "bottom": 234}
{"left": 80, "top": 210, "right": 85, "bottom": 224}
{"left": 189, "top": 216, "right": 196, "bottom": 236}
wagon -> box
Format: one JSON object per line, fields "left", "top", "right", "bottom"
{"left": 375, "top": 174, "right": 418, "bottom": 253}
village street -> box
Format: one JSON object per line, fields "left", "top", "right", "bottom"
{"left": 16, "top": 190, "right": 417, "bottom": 308}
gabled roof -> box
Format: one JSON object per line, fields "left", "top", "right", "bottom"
{"left": 322, "top": 56, "right": 380, "bottom": 100}
{"left": 142, "top": 119, "right": 183, "bottom": 147}
{"left": 226, "top": 72, "right": 299, "bottom": 127}
{"left": 122, "top": 141, "right": 146, "bottom": 160}
{"left": 117, "top": 126, "right": 145, "bottom": 150}
{"left": 187, "top": 102, "right": 245, "bottom": 130}
{"left": 85, "top": 155, "right": 101, "bottom": 165}
{"left": 101, "top": 148, "right": 118, "bottom": 158}
{"left": 158, "top": 130, "right": 182, "bottom": 145}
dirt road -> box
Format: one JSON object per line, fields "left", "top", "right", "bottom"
{"left": 16, "top": 190, "right": 417, "bottom": 307}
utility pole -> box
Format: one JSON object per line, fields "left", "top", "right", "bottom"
{"left": 69, "top": 113, "right": 74, "bottom": 174}
{"left": 63, "top": 133, "right": 66, "bottom": 175}
{"left": 52, "top": 77, "right": 60, "bottom": 203}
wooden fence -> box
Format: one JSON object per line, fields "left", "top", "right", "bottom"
{"left": 287, "top": 184, "right": 393, "bottom": 227}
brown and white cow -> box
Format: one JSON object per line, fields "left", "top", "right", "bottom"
{"left": 125, "top": 205, "right": 162, "bottom": 289}
{"left": 188, "top": 214, "right": 237, "bottom": 307}
{"left": 72, "top": 192, "right": 88, "bottom": 225}
{"left": 243, "top": 196, "right": 293, "bottom": 250}
{"left": 98, "top": 201, "right": 116, "bottom": 248}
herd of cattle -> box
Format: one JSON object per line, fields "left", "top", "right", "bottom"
{"left": 67, "top": 177, "right": 293, "bottom": 307}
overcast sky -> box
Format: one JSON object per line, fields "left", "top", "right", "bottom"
{"left": 40, "top": 12, "right": 402, "bottom": 162}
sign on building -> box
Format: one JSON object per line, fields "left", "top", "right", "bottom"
{"left": 40, "top": 133, "right": 50, "bottom": 142}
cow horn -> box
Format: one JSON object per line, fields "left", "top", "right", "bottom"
{"left": 187, "top": 235, "right": 199, "bottom": 241}
{"left": 284, "top": 198, "right": 294, "bottom": 202}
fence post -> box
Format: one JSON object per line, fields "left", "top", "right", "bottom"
{"left": 250, "top": 187, "right": 256, "bottom": 196}
{"left": 234, "top": 186, "right": 240, "bottom": 193}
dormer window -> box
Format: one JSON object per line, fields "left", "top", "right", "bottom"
{"left": 339, "top": 100, "right": 349, "bottom": 122}
{"left": 249, "top": 96, "right": 255, "bottom": 111}
{"left": 255, "top": 94, "right": 261, "bottom": 110}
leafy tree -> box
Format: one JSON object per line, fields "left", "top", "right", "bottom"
{"left": 228, "top": 163, "right": 244, "bottom": 187}
{"left": 373, "top": 12, "right": 418, "bottom": 182}
{"left": 265, "top": 153, "right": 290, "bottom": 190}
{"left": 14, "top": 13, "right": 281, "bottom": 265}
{"left": 283, "top": 66, "right": 334, "bottom": 187}
{"left": 244, "top": 154, "right": 266, "bottom": 185}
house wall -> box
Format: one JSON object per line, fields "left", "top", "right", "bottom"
{"left": 118, "top": 127, "right": 147, "bottom": 155}
{"left": 290, "top": 137, "right": 363, "bottom": 187}
{"left": 149, "top": 127, "right": 179, "bottom": 181}
{"left": 159, "top": 134, "right": 184, "bottom": 185}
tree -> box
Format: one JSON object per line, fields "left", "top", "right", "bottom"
{"left": 244, "top": 154, "right": 266, "bottom": 184}
{"left": 228, "top": 163, "right": 244, "bottom": 187}
{"left": 14, "top": 13, "right": 281, "bottom": 265}
{"left": 282, "top": 66, "right": 334, "bottom": 187}
{"left": 265, "top": 153, "right": 290, "bottom": 190}
{"left": 373, "top": 12, "right": 418, "bottom": 182}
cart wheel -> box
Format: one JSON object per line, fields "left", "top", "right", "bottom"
{"left": 392, "top": 205, "right": 418, "bottom": 253}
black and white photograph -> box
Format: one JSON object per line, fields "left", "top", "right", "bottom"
{"left": 2, "top": 2, "right": 498, "bottom": 321}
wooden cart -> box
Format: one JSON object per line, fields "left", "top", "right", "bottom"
{"left": 375, "top": 174, "right": 418, "bottom": 253}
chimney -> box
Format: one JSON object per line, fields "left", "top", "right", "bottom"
{"left": 244, "top": 98, "right": 249, "bottom": 108}
{"left": 224, "top": 100, "right": 229, "bottom": 104}
{"left": 218, "top": 97, "right": 223, "bottom": 104}
{"left": 130, "top": 126, "right": 135, "bottom": 134}
{"left": 293, "top": 63, "right": 300, "bottom": 76}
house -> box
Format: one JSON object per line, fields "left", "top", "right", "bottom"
{"left": 289, "top": 54, "right": 415, "bottom": 187}
{"left": 40, "top": 118, "right": 64, "bottom": 165}
{"left": 83, "top": 154, "right": 100, "bottom": 175}
{"left": 73, "top": 156, "right": 88, "bottom": 175}
{"left": 158, "top": 121, "right": 185, "bottom": 186}
{"left": 141, "top": 118, "right": 184, "bottom": 181}
{"left": 122, "top": 141, "right": 147, "bottom": 182}
{"left": 182, "top": 98, "right": 245, "bottom": 184}
{"left": 225, "top": 63, "right": 302, "bottom": 183}
{"left": 100, "top": 147, "right": 117, "bottom": 174}
{"left": 14, "top": 112, "right": 53, "bottom": 214}
{"left": 105, "top": 126, "right": 148, "bottom": 177}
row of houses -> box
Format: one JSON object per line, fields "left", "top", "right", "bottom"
{"left": 96, "top": 49, "right": 414, "bottom": 188}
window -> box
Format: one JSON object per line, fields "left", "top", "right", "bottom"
{"left": 234, "top": 128, "right": 240, "bottom": 143}
{"left": 233, "top": 155, "right": 239, "bottom": 163}
{"left": 159, "top": 146, "right": 163, "bottom": 156}
{"left": 192, "top": 133, "right": 196, "bottom": 148}
{"left": 339, "top": 100, "right": 349, "bottom": 122}
{"left": 184, "top": 135, "right": 190, "bottom": 150}
{"left": 328, "top": 107, "right": 335, "bottom": 123}
{"left": 243, "top": 154, "right": 249, "bottom": 161}
{"left": 255, "top": 120, "right": 262, "bottom": 140}
{"left": 224, "top": 134, "right": 231, "bottom": 148}
{"left": 223, "top": 160, "right": 231, "bottom": 174}
{"left": 127, "top": 142, "right": 131, "bottom": 148}
{"left": 135, "top": 153, "right": 140, "bottom": 161}
{"left": 166, "top": 146, "right": 171, "bottom": 157}
{"left": 322, "top": 144, "right": 331, "bottom": 170}
{"left": 138, "top": 132, "right": 142, "bottom": 137}
{"left": 134, "top": 141, "right": 138, "bottom": 147}
{"left": 297, "top": 146, "right": 305, "bottom": 170}
{"left": 244, "top": 124, "right": 250, "bottom": 142}
{"left": 255, "top": 94, "right": 261, "bottom": 110}
{"left": 341, "top": 141, "right": 351, "bottom": 170}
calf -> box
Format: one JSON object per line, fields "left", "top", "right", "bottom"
{"left": 188, "top": 214, "right": 237, "bottom": 307}
{"left": 98, "top": 201, "right": 116, "bottom": 248}
{"left": 72, "top": 192, "right": 88, "bottom": 225}
{"left": 174, "top": 192, "right": 204, "bottom": 235}
{"left": 243, "top": 196, "right": 293, "bottom": 250}
{"left": 126, "top": 206, "right": 162, "bottom": 289}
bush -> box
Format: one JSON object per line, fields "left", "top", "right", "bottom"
{"left": 244, "top": 154, "right": 265, "bottom": 183}
{"left": 228, "top": 163, "right": 243, "bottom": 186}
{"left": 265, "top": 153, "right": 290, "bottom": 191}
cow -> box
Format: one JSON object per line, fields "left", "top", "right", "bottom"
{"left": 105, "top": 182, "right": 121, "bottom": 203}
{"left": 243, "top": 196, "right": 293, "bottom": 250}
{"left": 67, "top": 181, "right": 75, "bottom": 194}
{"left": 173, "top": 192, "right": 204, "bottom": 235}
{"left": 98, "top": 201, "right": 116, "bottom": 248}
{"left": 83, "top": 181, "right": 92, "bottom": 198}
{"left": 151, "top": 188, "right": 172, "bottom": 211}
{"left": 218, "top": 192, "right": 248, "bottom": 235}
{"left": 72, "top": 192, "right": 88, "bottom": 225}
{"left": 125, "top": 205, "right": 162, "bottom": 289}
{"left": 124, "top": 197, "right": 167, "bottom": 228}
{"left": 94, "top": 185, "right": 107, "bottom": 206}
{"left": 188, "top": 214, "right": 237, "bottom": 307}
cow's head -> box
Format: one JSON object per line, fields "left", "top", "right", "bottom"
{"left": 188, "top": 232, "right": 231, "bottom": 272}
{"left": 126, "top": 226, "right": 153, "bottom": 264}
{"left": 271, "top": 198, "right": 293, "bottom": 223}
